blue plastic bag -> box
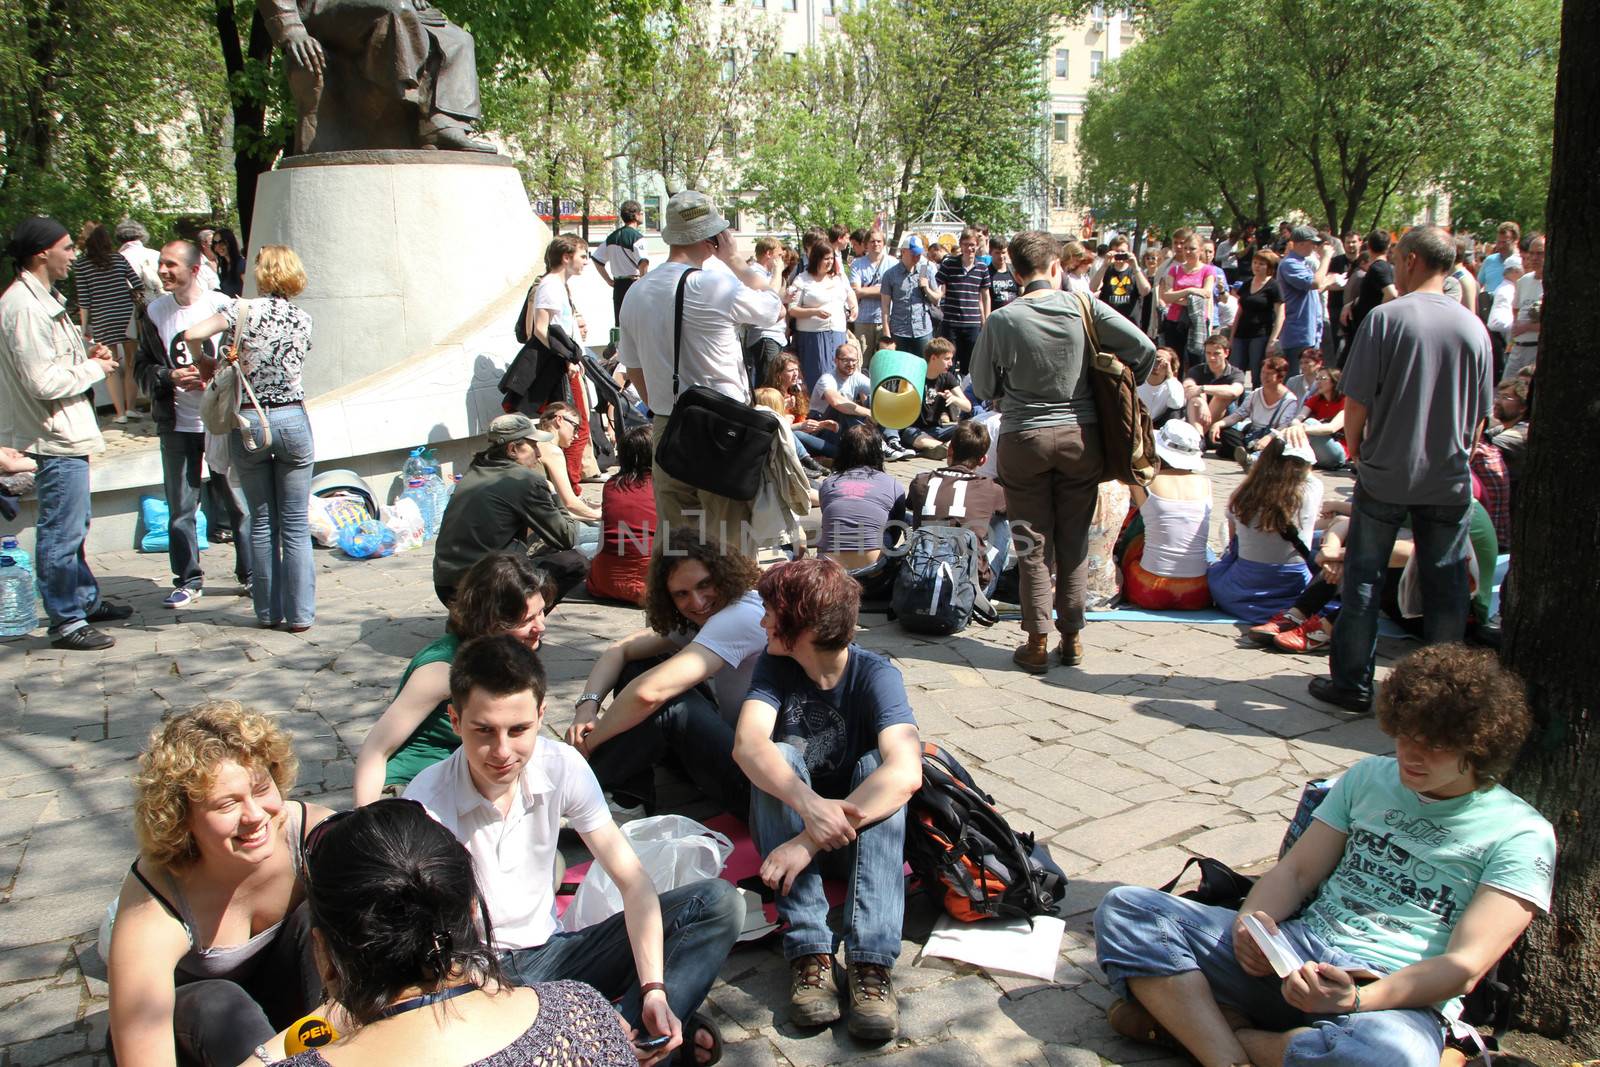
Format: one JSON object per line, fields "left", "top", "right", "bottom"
{"left": 139, "top": 496, "right": 210, "bottom": 553}
{"left": 338, "top": 520, "right": 396, "bottom": 560}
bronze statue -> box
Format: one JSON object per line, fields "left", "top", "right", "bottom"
{"left": 261, "top": 0, "right": 496, "bottom": 154}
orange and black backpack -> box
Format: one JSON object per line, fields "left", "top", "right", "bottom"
{"left": 904, "top": 743, "right": 1067, "bottom": 922}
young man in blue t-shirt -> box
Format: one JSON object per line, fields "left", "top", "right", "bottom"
{"left": 733, "top": 558, "right": 923, "bottom": 1042}
{"left": 1095, "top": 644, "right": 1555, "bottom": 1067}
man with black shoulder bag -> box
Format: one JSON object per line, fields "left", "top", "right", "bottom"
{"left": 617, "top": 192, "right": 783, "bottom": 554}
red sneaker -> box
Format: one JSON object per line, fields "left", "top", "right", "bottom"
{"left": 1248, "top": 612, "right": 1296, "bottom": 645}
{"left": 1274, "top": 615, "right": 1332, "bottom": 653}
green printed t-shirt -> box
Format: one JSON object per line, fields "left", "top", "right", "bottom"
{"left": 1303, "top": 755, "right": 1555, "bottom": 1008}
{"left": 384, "top": 634, "right": 461, "bottom": 789}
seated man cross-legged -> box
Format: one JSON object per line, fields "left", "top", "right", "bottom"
{"left": 1095, "top": 644, "right": 1555, "bottom": 1067}
{"left": 732, "top": 559, "right": 923, "bottom": 1042}
{"left": 404, "top": 634, "right": 744, "bottom": 1066}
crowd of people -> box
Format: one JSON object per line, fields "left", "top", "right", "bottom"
{"left": 0, "top": 192, "right": 1557, "bottom": 1067}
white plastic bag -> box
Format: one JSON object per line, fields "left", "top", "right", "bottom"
{"left": 561, "top": 815, "right": 733, "bottom": 932}
{"left": 381, "top": 498, "right": 426, "bottom": 552}
{"left": 307, "top": 493, "right": 338, "bottom": 547}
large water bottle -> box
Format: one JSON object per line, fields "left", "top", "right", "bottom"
{"left": 401, "top": 447, "right": 431, "bottom": 482}
{"left": 0, "top": 536, "right": 31, "bottom": 580}
{"left": 401, "top": 477, "right": 438, "bottom": 539}
{"left": 0, "top": 554, "right": 37, "bottom": 637}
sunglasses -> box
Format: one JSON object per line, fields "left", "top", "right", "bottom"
{"left": 304, "top": 806, "right": 359, "bottom": 857}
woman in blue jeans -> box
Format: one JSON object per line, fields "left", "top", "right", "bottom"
{"left": 184, "top": 245, "right": 316, "bottom": 630}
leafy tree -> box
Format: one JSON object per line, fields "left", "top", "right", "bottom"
{"left": 742, "top": 107, "right": 875, "bottom": 236}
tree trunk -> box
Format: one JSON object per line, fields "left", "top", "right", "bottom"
{"left": 215, "top": 2, "right": 280, "bottom": 246}
{"left": 1501, "top": 0, "right": 1600, "bottom": 1053}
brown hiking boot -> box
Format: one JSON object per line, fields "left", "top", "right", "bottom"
{"left": 1056, "top": 631, "right": 1084, "bottom": 666}
{"left": 789, "top": 954, "right": 841, "bottom": 1026}
{"left": 1012, "top": 633, "right": 1051, "bottom": 673}
{"left": 846, "top": 962, "right": 898, "bottom": 1041}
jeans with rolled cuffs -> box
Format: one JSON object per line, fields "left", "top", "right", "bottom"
{"left": 1094, "top": 886, "right": 1445, "bottom": 1067}
{"left": 749, "top": 744, "right": 906, "bottom": 967}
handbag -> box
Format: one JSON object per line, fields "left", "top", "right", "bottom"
{"left": 201, "top": 299, "right": 272, "bottom": 452}
{"left": 654, "top": 268, "right": 779, "bottom": 502}
{"left": 1072, "top": 291, "right": 1157, "bottom": 487}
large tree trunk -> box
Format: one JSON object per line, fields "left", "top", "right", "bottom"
{"left": 1500, "top": 0, "right": 1600, "bottom": 1053}
{"left": 216, "top": 1, "right": 281, "bottom": 246}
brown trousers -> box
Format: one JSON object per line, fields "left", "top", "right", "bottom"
{"left": 997, "top": 424, "right": 1106, "bottom": 636}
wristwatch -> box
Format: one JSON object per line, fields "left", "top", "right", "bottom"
{"left": 576, "top": 692, "right": 603, "bottom": 710}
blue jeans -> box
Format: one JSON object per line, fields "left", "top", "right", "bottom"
{"left": 575, "top": 520, "right": 602, "bottom": 560}
{"left": 888, "top": 422, "right": 958, "bottom": 450}
{"left": 30, "top": 454, "right": 98, "bottom": 632}
{"left": 1308, "top": 435, "right": 1346, "bottom": 470}
{"left": 501, "top": 880, "right": 743, "bottom": 1029}
{"left": 1230, "top": 335, "right": 1270, "bottom": 385}
{"left": 749, "top": 744, "right": 905, "bottom": 967}
{"left": 159, "top": 432, "right": 248, "bottom": 589}
{"left": 1095, "top": 887, "right": 1444, "bottom": 1067}
{"left": 890, "top": 334, "right": 930, "bottom": 359}
{"left": 793, "top": 429, "right": 835, "bottom": 459}
{"left": 1330, "top": 483, "right": 1470, "bottom": 695}
{"left": 232, "top": 405, "right": 316, "bottom": 627}
{"left": 985, "top": 515, "right": 1012, "bottom": 598}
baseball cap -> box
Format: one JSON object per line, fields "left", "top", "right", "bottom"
{"left": 660, "top": 191, "right": 730, "bottom": 245}
{"left": 486, "top": 413, "right": 553, "bottom": 446}
{"left": 1503, "top": 255, "right": 1524, "bottom": 272}
{"left": 1289, "top": 224, "right": 1320, "bottom": 243}
{"left": 900, "top": 234, "right": 926, "bottom": 255}
{"left": 1276, "top": 432, "right": 1315, "bottom": 464}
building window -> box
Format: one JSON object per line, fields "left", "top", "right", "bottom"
{"left": 783, "top": 0, "right": 797, "bottom": 10}
{"left": 643, "top": 196, "right": 663, "bottom": 232}
{"left": 1054, "top": 49, "right": 1068, "bottom": 78}
{"left": 1052, "top": 179, "right": 1070, "bottom": 210}
{"left": 1053, "top": 113, "right": 1069, "bottom": 142}
{"left": 720, "top": 48, "right": 737, "bottom": 82}
{"left": 752, "top": 0, "right": 765, "bottom": 7}
{"left": 722, "top": 122, "right": 738, "bottom": 154}
{"left": 1090, "top": 50, "right": 1103, "bottom": 77}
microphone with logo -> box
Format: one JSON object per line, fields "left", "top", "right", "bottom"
{"left": 283, "top": 1012, "right": 340, "bottom": 1055}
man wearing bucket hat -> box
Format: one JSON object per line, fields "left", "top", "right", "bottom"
{"left": 432, "top": 413, "right": 581, "bottom": 606}
{"left": 1, "top": 216, "right": 130, "bottom": 650}
{"left": 617, "top": 191, "right": 783, "bottom": 551}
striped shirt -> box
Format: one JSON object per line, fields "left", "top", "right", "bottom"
{"left": 72, "top": 256, "right": 140, "bottom": 340}
{"left": 936, "top": 257, "right": 991, "bottom": 325}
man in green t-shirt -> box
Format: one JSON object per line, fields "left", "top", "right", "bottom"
{"left": 1095, "top": 644, "right": 1555, "bottom": 1067}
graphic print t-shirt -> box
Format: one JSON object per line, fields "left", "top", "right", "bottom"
{"left": 746, "top": 645, "right": 917, "bottom": 799}
{"left": 1098, "top": 265, "right": 1140, "bottom": 321}
{"left": 147, "top": 292, "right": 231, "bottom": 432}
{"left": 1303, "top": 755, "right": 1554, "bottom": 1011}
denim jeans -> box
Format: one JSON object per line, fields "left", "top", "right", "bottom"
{"left": 206, "top": 469, "right": 253, "bottom": 585}
{"left": 793, "top": 429, "right": 835, "bottom": 459}
{"left": 1094, "top": 887, "right": 1444, "bottom": 1067}
{"left": 1308, "top": 435, "right": 1346, "bottom": 470}
{"left": 889, "top": 334, "right": 930, "bottom": 359}
{"left": 945, "top": 322, "right": 981, "bottom": 376}
{"left": 501, "top": 880, "right": 743, "bottom": 1029}
{"left": 587, "top": 658, "right": 750, "bottom": 816}
{"left": 749, "top": 744, "right": 906, "bottom": 967}
{"left": 1330, "top": 483, "right": 1470, "bottom": 695}
{"left": 1229, "top": 334, "right": 1270, "bottom": 385}
{"left": 985, "top": 515, "right": 1012, "bottom": 598}
{"left": 30, "top": 453, "right": 98, "bottom": 632}
{"left": 575, "top": 520, "right": 602, "bottom": 560}
{"left": 232, "top": 404, "right": 316, "bottom": 627}
{"left": 159, "top": 432, "right": 207, "bottom": 590}
{"left": 888, "top": 422, "right": 957, "bottom": 450}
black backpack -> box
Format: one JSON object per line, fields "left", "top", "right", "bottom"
{"left": 904, "top": 743, "right": 1067, "bottom": 922}
{"left": 512, "top": 281, "right": 537, "bottom": 345}
{"left": 889, "top": 526, "right": 997, "bottom": 635}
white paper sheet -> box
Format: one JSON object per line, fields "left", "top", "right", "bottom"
{"left": 919, "top": 913, "right": 1067, "bottom": 982}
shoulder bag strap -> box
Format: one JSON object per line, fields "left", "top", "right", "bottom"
{"left": 1280, "top": 524, "right": 1315, "bottom": 566}
{"left": 1073, "top": 291, "right": 1102, "bottom": 360}
{"left": 670, "top": 267, "right": 700, "bottom": 399}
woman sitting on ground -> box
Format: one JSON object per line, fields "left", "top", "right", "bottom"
{"left": 1295, "top": 366, "right": 1347, "bottom": 469}
{"left": 353, "top": 554, "right": 557, "bottom": 805}
{"left": 1121, "top": 420, "right": 1213, "bottom": 610}
{"left": 1136, "top": 347, "right": 1185, "bottom": 428}
{"left": 1207, "top": 431, "right": 1324, "bottom": 623}
{"left": 1209, "top": 354, "right": 1300, "bottom": 466}
{"left": 586, "top": 425, "right": 658, "bottom": 605}
{"left": 764, "top": 354, "right": 838, "bottom": 461}
{"left": 532, "top": 402, "right": 602, "bottom": 526}
{"left": 817, "top": 423, "right": 907, "bottom": 578}
{"left": 249, "top": 799, "right": 634, "bottom": 1067}
{"left": 107, "top": 701, "right": 333, "bottom": 1067}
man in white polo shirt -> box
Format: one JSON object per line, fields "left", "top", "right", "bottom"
{"left": 617, "top": 191, "right": 783, "bottom": 551}
{"left": 404, "top": 634, "right": 743, "bottom": 1065}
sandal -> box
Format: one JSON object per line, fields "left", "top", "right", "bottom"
{"left": 1106, "top": 996, "right": 1251, "bottom": 1052}
{"left": 676, "top": 1011, "right": 722, "bottom": 1066}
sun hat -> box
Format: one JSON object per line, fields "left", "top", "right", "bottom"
{"left": 1154, "top": 420, "right": 1206, "bottom": 472}
{"left": 486, "top": 413, "right": 554, "bottom": 446}
{"left": 660, "top": 191, "right": 730, "bottom": 245}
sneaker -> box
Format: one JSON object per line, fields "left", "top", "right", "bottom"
{"left": 1248, "top": 612, "right": 1297, "bottom": 646}
{"left": 86, "top": 600, "right": 133, "bottom": 623}
{"left": 1233, "top": 445, "right": 1252, "bottom": 467}
{"left": 51, "top": 625, "right": 115, "bottom": 651}
{"left": 112, "top": 413, "right": 130, "bottom": 425}
{"left": 846, "top": 962, "right": 898, "bottom": 1041}
{"left": 1274, "top": 615, "right": 1331, "bottom": 653}
{"left": 163, "top": 587, "right": 204, "bottom": 609}
{"left": 789, "top": 954, "right": 842, "bottom": 1027}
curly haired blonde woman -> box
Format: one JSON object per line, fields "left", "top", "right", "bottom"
{"left": 106, "top": 702, "right": 334, "bottom": 1067}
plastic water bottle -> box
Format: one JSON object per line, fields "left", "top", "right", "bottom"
{"left": 0, "top": 555, "right": 37, "bottom": 637}
{"left": 428, "top": 470, "right": 452, "bottom": 527}
{"left": 401, "top": 447, "right": 432, "bottom": 482}
{"left": 401, "top": 477, "right": 438, "bottom": 539}
{"left": 0, "top": 536, "right": 31, "bottom": 579}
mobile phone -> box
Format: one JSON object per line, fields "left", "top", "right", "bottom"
{"left": 635, "top": 1033, "right": 672, "bottom": 1052}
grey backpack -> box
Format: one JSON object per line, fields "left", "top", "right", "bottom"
{"left": 890, "top": 525, "right": 996, "bottom": 635}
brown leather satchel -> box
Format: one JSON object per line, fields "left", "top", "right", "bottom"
{"left": 1072, "top": 291, "right": 1156, "bottom": 487}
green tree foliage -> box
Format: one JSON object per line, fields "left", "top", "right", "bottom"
{"left": 742, "top": 106, "right": 876, "bottom": 235}
{"left": 0, "top": 0, "right": 228, "bottom": 232}
{"left": 448, "top": 0, "right": 678, "bottom": 95}
{"left": 1078, "top": 0, "right": 1557, "bottom": 235}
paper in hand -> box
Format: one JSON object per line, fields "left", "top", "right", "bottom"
{"left": 1241, "top": 914, "right": 1307, "bottom": 979}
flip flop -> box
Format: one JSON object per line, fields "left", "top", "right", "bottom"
{"left": 677, "top": 1011, "right": 723, "bottom": 1066}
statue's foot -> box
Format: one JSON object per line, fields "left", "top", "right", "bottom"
{"left": 419, "top": 124, "right": 497, "bottom": 153}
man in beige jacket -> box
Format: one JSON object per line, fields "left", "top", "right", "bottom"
{"left": 1, "top": 216, "right": 130, "bottom": 649}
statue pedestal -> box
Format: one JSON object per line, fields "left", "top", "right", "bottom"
{"left": 246, "top": 151, "right": 550, "bottom": 461}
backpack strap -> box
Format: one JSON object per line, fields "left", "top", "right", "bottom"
{"left": 1072, "top": 291, "right": 1101, "bottom": 358}
{"left": 1280, "top": 524, "right": 1315, "bottom": 567}
{"left": 669, "top": 267, "right": 700, "bottom": 399}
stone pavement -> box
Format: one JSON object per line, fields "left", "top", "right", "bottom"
{"left": 0, "top": 458, "right": 1404, "bottom": 1066}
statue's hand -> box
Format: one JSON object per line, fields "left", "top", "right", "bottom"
{"left": 284, "top": 28, "right": 326, "bottom": 75}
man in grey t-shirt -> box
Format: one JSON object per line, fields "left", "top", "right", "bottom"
{"left": 1311, "top": 226, "right": 1492, "bottom": 713}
